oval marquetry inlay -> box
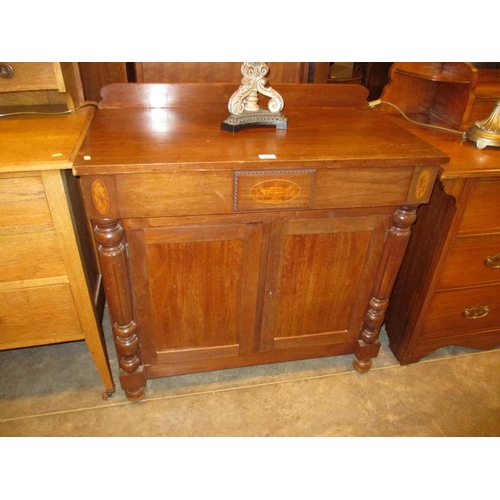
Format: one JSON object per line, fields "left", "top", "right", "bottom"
{"left": 250, "top": 179, "right": 301, "bottom": 204}
{"left": 92, "top": 180, "right": 110, "bottom": 215}
{"left": 415, "top": 169, "right": 431, "bottom": 200}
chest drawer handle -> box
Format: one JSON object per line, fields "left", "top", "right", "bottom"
{"left": 485, "top": 253, "right": 500, "bottom": 268}
{"left": 463, "top": 305, "right": 490, "bottom": 319}
{"left": 0, "top": 63, "right": 14, "bottom": 79}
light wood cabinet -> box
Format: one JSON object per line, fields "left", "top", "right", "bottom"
{"left": 0, "top": 62, "right": 84, "bottom": 109}
{"left": 0, "top": 103, "right": 115, "bottom": 399}
{"left": 73, "top": 82, "right": 447, "bottom": 401}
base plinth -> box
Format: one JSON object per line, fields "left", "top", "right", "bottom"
{"left": 221, "top": 110, "right": 288, "bottom": 133}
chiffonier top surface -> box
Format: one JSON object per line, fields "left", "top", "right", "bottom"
{"left": 0, "top": 106, "right": 94, "bottom": 173}
{"left": 72, "top": 83, "right": 448, "bottom": 176}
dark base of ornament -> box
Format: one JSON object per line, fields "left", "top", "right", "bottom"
{"left": 221, "top": 111, "right": 288, "bottom": 133}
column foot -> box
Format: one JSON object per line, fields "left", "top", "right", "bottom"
{"left": 125, "top": 386, "right": 147, "bottom": 402}
{"left": 353, "top": 339, "right": 381, "bottom": 373}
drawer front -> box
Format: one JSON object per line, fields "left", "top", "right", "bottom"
{"left": 438, "top": 234, "right": 500, "bottom": 289}
{"left": 0, "top": 284, "right": 83, "bottom": 350}
{"left": 420, "top": 285, "right": 500, "bottom": 339}
{"left": 314, "top": 166, "right": 427, "bottom": 208}
{"left": 0, "top": 62, "right": 62, "bottom": 92}
{"left": 113, "top": 166, "right": 428, "bottom": 218}
{"left": 458, "top": 179, "right": 500, "bottom": 234}
{"left": 0, "top": 226, "right": 67, "bottom": 283}
{"left": 0, "top": 174, "right": 65, "bottom": 283}
{"left": 0, "top": 175, "right": 52, "bottom": 227}
{"left": 115, "top": 171, "right": 233, "bottom": 218}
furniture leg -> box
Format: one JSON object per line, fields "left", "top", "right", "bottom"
{"left": 93, "top": 218, "right": 146, "bottom": 401}
{"left": 354, "top": 205, "right": 417, "bottom": 372}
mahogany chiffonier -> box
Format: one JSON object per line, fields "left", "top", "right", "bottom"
{"left": 72, "top": 83, "right": 447, "bottom": 401}
{"left": 0, "top": 107, "right": 115, "bottom": 399}
{"left": 384, "top": 116, "right": 500, "bottom": 364}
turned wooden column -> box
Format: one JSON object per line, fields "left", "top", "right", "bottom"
{"left": 93, "top": 218, "right": 146, "bottom": 401}
{"left": 353, "top": 205, "right": 417, "bottom": 372}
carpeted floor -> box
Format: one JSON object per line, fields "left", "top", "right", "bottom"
{"left": 1, "top": 305, "right": 500, "bottom": 437}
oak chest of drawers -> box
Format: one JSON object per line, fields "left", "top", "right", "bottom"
{"left": 0, "top": 62, "right": 83, "bottom": 109}
{"left": 385, "top": 119, "right": 500, "bottom": 363}
{"left": 72, "top": 83, "right": 447, "bottom": 401}
{"left": 0, "top": 107, "right": 115, "bottom": 399}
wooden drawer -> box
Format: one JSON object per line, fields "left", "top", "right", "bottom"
{"left": 458, "top": 179, "right": 500, "bottom": 234}
{"left": 0, "top": 175, "right": 52, "bottom": 227}
{"left": 438, "top": 234, "right": 500, "bottom": 289}
{"left": 314, "top": 167, "right": 420, "bottom": 208}
{"left": 0, "top": 62, "right": 64, "bottom": 92}
{"left": 115, "top": 171, "right": 233, "bottom": 218}
{"left": 0, "top": 226, "right": 66, "bottom": 283}
{"left": 0, "top": 284, "right": 83, "bottom": 350}
{"left": 112, "top": 166, "right": 424, "bottom": 219}
{"left": 420, "top": 284, "right": 500, "bottom": 339}
{"left": 0, "top": 174, "right": 66, "bottom": 283}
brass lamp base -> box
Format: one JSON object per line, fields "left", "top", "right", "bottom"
{"left": 465, "top": 100, "right": 500, "bottom": 149}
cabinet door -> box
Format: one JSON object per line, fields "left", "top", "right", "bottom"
{"left": 126, "top": 222, "right": 263, "bottom": 366}
{"left": 259, "top": 215, "right": 389, "bottom": 351}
